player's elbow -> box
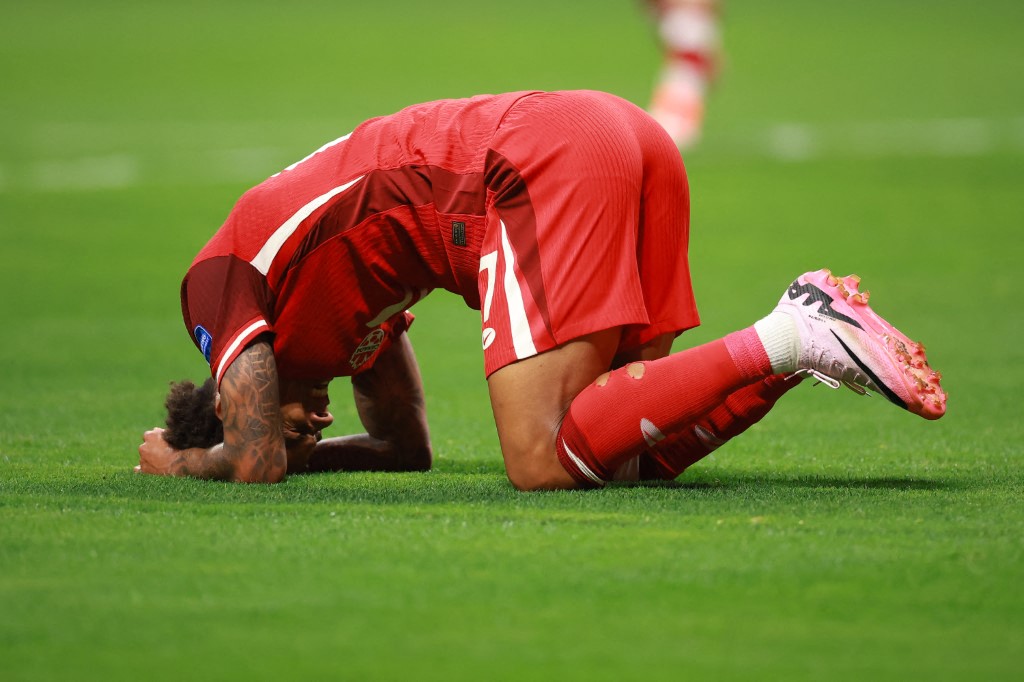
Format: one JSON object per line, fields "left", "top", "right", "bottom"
{"left": 398, "top": 441, "right": 433, "bottom": 472}
{"left": 236, "top": 468, "right": 287, "bottom": 484}
{"left": 262, "top": 463, "right": 288, "bottom": 484}
{"left": 231, "top": 455, "right": 288, "bottom": 484}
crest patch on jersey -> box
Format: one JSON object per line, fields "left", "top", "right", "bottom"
{"left": 350, "top": 328, "right": 386, "bottom": 370}
{"left": 194, "top": 325, "right": 213, "bottom": 364}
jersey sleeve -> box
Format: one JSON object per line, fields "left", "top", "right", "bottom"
{"left": 180, "top": 255, "right": 276, "bottom": 386}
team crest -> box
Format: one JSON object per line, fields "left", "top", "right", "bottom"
{"left": 350, "top": 328, "right": 386, "bottom": 370}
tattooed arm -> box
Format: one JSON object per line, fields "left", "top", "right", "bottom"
{"left": 137, "top": 339, "right": 288, "bottom": 483}
{"left": 301, "top": 331, "right": 433, "bottom": 473}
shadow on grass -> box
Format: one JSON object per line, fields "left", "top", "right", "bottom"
{"left": 1, "top": 458, "right": 961, "bottom": 515}
{"left": 662, "top": 473, "right": 953, "bottom": 492}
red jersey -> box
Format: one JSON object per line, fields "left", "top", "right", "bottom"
{"left": 181, "top": 90, "right": 699, "bottom": 385}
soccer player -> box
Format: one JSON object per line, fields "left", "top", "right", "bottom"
{"left": 136, "top": 90, "right": 946, "bottom": 489}
{"left": 644, "top": 0, "right": 721, "bottom": 149}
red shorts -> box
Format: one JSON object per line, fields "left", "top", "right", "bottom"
{"left": 477, "top": 90, "right": 700, "bottom": 376}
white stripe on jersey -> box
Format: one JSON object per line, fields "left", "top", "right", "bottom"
{"left": 215, "top": 319, "right": 270, "bottom": 384}
{"left": 499, "top": 220, "right": 537, "bottom": 360}
{"left": 249, "top": 174, "right": 364, "bottom": 276}
{"left": 273, "top": 133, "right": 352, "bottom": 177}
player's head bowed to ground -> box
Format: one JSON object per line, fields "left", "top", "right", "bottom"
{"left": 137, "top": 90, "right": 945, "bottom": 489}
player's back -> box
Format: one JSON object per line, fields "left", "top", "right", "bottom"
{"left": 183, "top": 92, "right": 543, "bottom": 381}
{"left": 351, "top": 91, "right": 542, "bottom": 176}
{"left": 194, "top": 90, "right": 540, "bottom": 269}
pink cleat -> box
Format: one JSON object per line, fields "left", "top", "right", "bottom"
{"left": 775, "top": 269, "right": 947, "bottom": 419}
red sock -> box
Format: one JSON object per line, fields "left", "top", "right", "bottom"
{"left": 555, "top": 327, "right": 772, "bottom": 486}
{"left": 638, "top": 374, "right": 801, "bottom": 480}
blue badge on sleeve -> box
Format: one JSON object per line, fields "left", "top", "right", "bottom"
{"left": 194, "top": 326, "right": 213, "bottom": 364}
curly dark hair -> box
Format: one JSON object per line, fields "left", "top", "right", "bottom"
{"left": 163, "top": 378, "right": 223, "bottom": 450}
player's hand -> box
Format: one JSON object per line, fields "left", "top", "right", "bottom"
{"left": 136, "top": 427, "right": 183, "bottom": 476}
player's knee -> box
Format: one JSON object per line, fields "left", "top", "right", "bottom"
{"left": 506, "top": 468, "right": 573, "bottom": 491}
{"left": 503, "top": 445, "right": 577, "bottom": 491}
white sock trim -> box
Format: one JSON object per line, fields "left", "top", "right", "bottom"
{"left": 754, "top": 312, "right": 799, "bottom": 375}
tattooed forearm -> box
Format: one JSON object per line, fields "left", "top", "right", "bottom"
{"left": 171, "top": 443, "right": 234, "bottom": 480}
{"left": 218, "top": 340, "right": 287, "bottom": 482}
{"left": 174, "top": 340, "right": 287, "bottom": 483}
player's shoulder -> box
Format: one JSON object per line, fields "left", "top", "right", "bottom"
{"left": 364, "top": 90, "right": 545, "bottom": 136}
{"left": 395, "top": 90, "right": 545, "bottom": 116}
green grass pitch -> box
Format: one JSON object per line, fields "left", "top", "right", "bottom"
{"left": 2, "top": 1, "right": 1022, "bottom": 679}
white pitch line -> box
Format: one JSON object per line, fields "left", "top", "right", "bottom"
{"left": 1011, "top": 117, "right": 1024, "bottom": 150}
{"left": 766, "top": 123, "right": 818, "bottom": 161}
{"left": 28, "top": 154, "right": 140, "bottom": 191}
{"left": 2, "top": 115, "right": 1022, "bottom": 192}
{"left": 717, "top": 116, "right": 1020, "bottom": 163}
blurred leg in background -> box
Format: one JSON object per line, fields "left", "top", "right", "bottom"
{"left": 645, "top": 0, "right": 722, "bottom": 149}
